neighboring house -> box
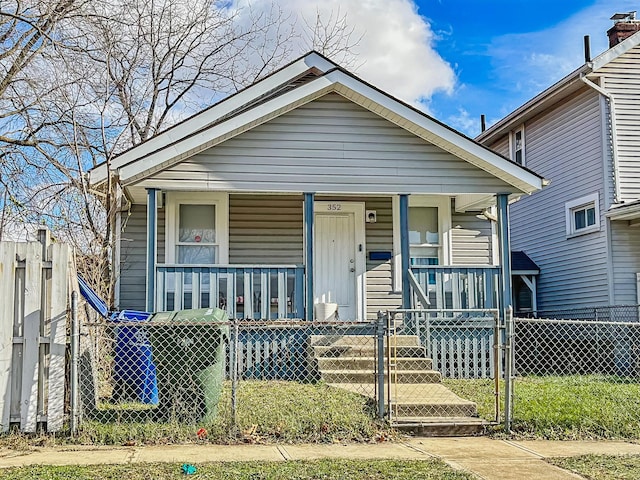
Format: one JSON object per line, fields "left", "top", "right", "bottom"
{"left": 477, "top": 12, "right": 640, "bottom": 314}
{"left": 89, "top": 51, "right": 544, "bottom": 321}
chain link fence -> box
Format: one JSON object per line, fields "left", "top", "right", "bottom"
{"left": 512, "top": 305, "right": 640, "bottom": 437}
{"left": 75, "top": 314, "right": 385, "bottom": 439}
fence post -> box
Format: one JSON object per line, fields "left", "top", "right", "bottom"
{"left": 504, "top": 306, "right": 514, "bottom": 433}
{"left": 70, "top": 291, "right": 79, "bottom": 436}
{"left": 231, "top": 319, "right": 239, "bottom": 434}
{"left": 376, "top": 311, "right": 386, "bottom": 420}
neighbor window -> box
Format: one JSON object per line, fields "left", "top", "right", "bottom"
{"left": 565, "top": 193, "right": 600, "bottom": 237}
{"left": 510, "top": 126, "right": 525, "bottom": 166}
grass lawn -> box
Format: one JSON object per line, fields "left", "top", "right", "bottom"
{"left": 0, "top": 459, "right": 474, "bottom": 480}
{"left": 75, "top": 380, "right": 390, "bottom": 445}
{"left": 548, "top": 454, "right": 640, "bottom": 480}
{"left": 444, "top": 375, "right": 640, "bottom": 439}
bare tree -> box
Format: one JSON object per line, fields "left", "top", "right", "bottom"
{"left": 0, "top": 0, "right": 359, "bottom": 305}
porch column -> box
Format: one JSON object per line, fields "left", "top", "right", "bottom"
{"left": 145, "top": 188, "right": 159, "bottom": 312}
{"left": 304, "top": 193, "right": 315, "bottom": 321}
{"left": 496, "top": 193, "right": 512, "bottom": 314}
{"left": 497, "top": 192, "right": 513, "bottom": 431}
{"left": 399, "top": 194, "right": 411, "bottom": 309}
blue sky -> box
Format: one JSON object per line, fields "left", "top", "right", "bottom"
{"left": 414, "top": 0, "right": 639, "bottom": 135}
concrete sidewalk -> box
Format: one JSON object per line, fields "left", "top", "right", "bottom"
{"left": 0, "top": 438, "right": 639, "bottom": 479}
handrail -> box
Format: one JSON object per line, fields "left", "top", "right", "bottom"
{"left": 407, "top": 269, "right": 430, "bottom": 307}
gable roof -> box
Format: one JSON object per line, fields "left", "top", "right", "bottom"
{"left": 477, "top": 30, "right": 640, "bottom": 144}
{"left": 89, "top": 51, "right": 545, "bottom": 195}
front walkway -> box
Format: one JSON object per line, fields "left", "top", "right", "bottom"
{"left": 1, "top": 438, "right": 640, "bottom": 479}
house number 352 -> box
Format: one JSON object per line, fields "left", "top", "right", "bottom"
{"left": 327, "top": 204, "right": 342, "bottom": 211}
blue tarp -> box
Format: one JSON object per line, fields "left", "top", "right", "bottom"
{"left": 77, "top": 275, "right": 158, "bottom": 404}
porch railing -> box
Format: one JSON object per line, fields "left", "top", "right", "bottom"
{"left": 156, "top": 265, "right": 305, "bottom": 319}
{"left": 409, "top": 266, "right": 500, "bottom": 310}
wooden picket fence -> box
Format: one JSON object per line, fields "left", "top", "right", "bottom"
{"left": 0, "top": 231, "right": 72, "bottom": 432}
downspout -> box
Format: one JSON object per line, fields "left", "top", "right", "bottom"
{"left": 581, "top": 74, "right": 618, "bottom": 306}
{"left": 580, "top": 74, "right": 622, "bottom": 204}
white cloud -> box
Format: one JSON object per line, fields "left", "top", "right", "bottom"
{"left": 236, "top": 0, "right": 456, "bottom": 107}
{"left": 446, "top": 108, "right": 476, "bottom": 137}
{"left": 487, "top": 0, "right": 639, "bottom": 97}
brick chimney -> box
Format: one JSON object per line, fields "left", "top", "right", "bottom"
{"left": 608, "top": 11, "right": 640, "bottom": 48}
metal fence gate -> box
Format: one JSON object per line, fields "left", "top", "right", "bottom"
{"left": 383, "top": 309, "right": 504, "bottom": 428}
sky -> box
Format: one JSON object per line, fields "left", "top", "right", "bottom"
{"left": 256, "top": 0, "right": 639, "bottom": 137}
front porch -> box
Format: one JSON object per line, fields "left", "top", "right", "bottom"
{"left": 137, "top": 191, "right": 512, "bottom": 321}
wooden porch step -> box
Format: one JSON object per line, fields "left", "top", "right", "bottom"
{"left": 316, "top": 357, "right": 433, "bottom": 371}
{"left": 322, "top": 369, "right": 442, "bottom": 384}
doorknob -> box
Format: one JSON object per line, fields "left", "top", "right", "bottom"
{"left": 350, "top": 267, "right": 355, "bottom": 272}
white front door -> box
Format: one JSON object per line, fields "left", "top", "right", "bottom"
{"left": 314, "top": 202, "right": 366, "bottom": 320}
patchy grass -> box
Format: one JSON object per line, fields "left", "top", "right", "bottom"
{"left": 549, "top": 454, "right": 640, "bottom": 480}
{"left": 0, "top": 459, "right": 474, "bottom": 480}
{"left": 444, "top": 375, "right": 640, "bottom": 440}
{"left": 74, "top": 380, "right": 390, "bottom": 445}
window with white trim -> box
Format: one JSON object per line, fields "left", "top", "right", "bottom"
{"left": 392, "top": 196, "right": 451, "bottom": 291}
{"left": 510, "top": 126, "right": 525, "bottom": 166}
{"left": 565, "top": 193, "right": 600, "bottom": 237}
{"left": 409, "top": 206, "right": 439, "bottom": 266}
{"left": 165, "top": 192, "right": 229, "bottom": 264}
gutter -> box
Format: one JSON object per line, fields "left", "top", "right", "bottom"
{"left": 579, "top": 74, "right": 622, "bottom": 203}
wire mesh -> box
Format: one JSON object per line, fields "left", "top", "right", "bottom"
{"left": 77, "top": 316, "right": 380, "bottom": 432}
{"left": 513, "top": 306, "right": 640, "bottom": 437}
{"left": 385, "top": 309, "right": 500, "bottom": 424}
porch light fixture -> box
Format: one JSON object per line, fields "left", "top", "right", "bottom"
{"left": 366, "top": 210, "right": 377, "bottom": 223}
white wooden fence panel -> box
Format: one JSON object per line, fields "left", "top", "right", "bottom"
{"left": 0, "top": 236, "right": 71, "bottom": 432}
{"left": 0, "top": 242, "right": 16, "bottom": 431}
{"left": 19, "top": 242, "right": 43, "bottom": 432}
{"left": 47, "top": 243, "right": 70, "bottom": 431}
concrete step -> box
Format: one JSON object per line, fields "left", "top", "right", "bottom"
{"left": 391, "top": 401, "right": 477, "bottom": 418}
{"left": 310, "top": 335, "right": 421, "bottom": 348}
{"left": 393, "top": 417, "right": 488, "bottom": 436}
{"left": 316, "top": 357, "right": 433, "bottom": 371}
{"left": 313, "top": 345, "right": 427, "bottom": 358}
{"left": 321, "top": 369, "right": 442, "bottom": 384}
{"left": 327, "top": 382, "right": 478, "bottom": 418}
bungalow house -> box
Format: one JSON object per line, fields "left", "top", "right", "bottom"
{"left": 477, "top": 12, "right": 640, "bottom": 314}
{"left": 89, "top": 51, "right": 545, "bottom": 322}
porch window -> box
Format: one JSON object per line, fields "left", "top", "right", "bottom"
{"left": 177, "top": 204, "right": 217, "bottom": 263}
{"left": 565, "top": 193, "right": 599, "bottom": 238}
{"left": 392, "top": 195, "right": 451, "bottom": 291}
{"left": 409, "top": 206, "right": 439, "bottom": 265}
{"left": 165, "top": 192, "right": 229, "bottom": 264}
